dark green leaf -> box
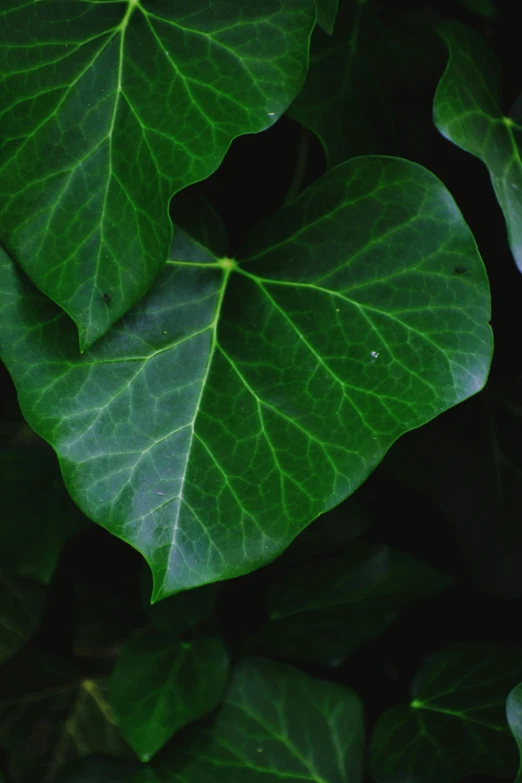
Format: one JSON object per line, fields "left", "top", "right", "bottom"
{"left": 251, "top": 544, "right": 452, "bottom": 666}
{"left": 316, "top": 0, "right": 339, "bottom": 35}
{"left": 131, "top": 657, "right": 365, "bottom": 783}
{"left": 370, "top": 643, "right": 522, "bottom": 783}
{"left": 288, "top": 1, "right": 443, "bottom": 168}
{"left": 110, "top": 629, "right": 229, "bottom": 762}
{"left": 141, "top": 570, "right": 218, "bottom": 638}
{"left": 0, "top": 448, "right": 88, "bottom": 584}
{"left": 0, "top": 572, "right": 47, "bottom": 665}
{"left": 0, "top": 156, "right": 493, "bottom": 597}
{"left": 0, "top": 0, "right": 315, "bottom": 349}
{"left": 433, "top": 21, "right": 522, "bottom": 272}
{"left": 507, "top": 683, "right": 522, "bottom": 783}
{"left": 0, "top": 651, "right": 132, "bottom": 782}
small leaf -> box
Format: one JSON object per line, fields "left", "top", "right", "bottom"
{"left": 316, "top": 0, "right": 339, "bottom": 35}
{"left": 251, "top": 544, "right": 452, "bottom": 666}
{"left": 0, "top": 447, "right": 88, "bottom": 584}
{"left": 433, "top": 21, "right": 522, "bottom": 272}
{"left": 370, "top": 643, "right": 522, "bottom": 783}
{"left": 0, "top": 0, "right": 315, "bottom": 349}
{"left": 0, "top": 572, "right": 47, "bottom": 665}
{"left": 0, "top": 157, "right": 493, "bottom": 596}
{"left": 132, "top": 657, "right": 365, "bottom": 782}
{"left": 110, "top": 629, "right": 229, "bottom": 762}
{"left": 507, "top": 683, "right": 522, "bottom": 783}
{"left": 0, "top": 651, "right": 132, "bottom": 781}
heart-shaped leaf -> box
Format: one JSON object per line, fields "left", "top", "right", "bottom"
{"left": 0, "top": 156, "right": 493, "bottom": 598}
{"left": 370, "top": 643, "right": 522, "bottom": 783}
{"left": 110, "top": 629, "right": 229, "bottom": 762}
{"left": 0, "top": 572, "right": 47, "bottom": 665}
{"left": 433, "top": 21, "right": 522, "bottom": 272}
{"left": 0, "top": 0, "right": 315, "bottom": 349}
{"left": 130, "top": 657, "right": 365, "bottom": 783}
{"left": 507, "top": 683, "right": 522, "bottom": 783}
{"left": 251, "top": 544, "right": 453, "bottom": 666}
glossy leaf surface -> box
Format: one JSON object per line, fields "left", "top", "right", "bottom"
{"left": 370, "top": 643, "right": 522, "bottom": 783}
{"left": 433, "top": 21, "right": 522, "bottom": 272}
{"left": 0, "top": 0, "right": 314, "bottom": 348}
{"left": 110, "top": 629, "right": 228, "bottom": 762}
{"left": 252, "top": 544, "right": 453, "bottom": 666}
{"left": 0, "top": 157, "right": 492, "bottom": 598}
{"left": 131, "top": 658, "right": 365, "bottom": 783}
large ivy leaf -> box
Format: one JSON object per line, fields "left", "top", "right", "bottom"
{"left": 370, "top": 643, "right": 522, "bottom": 783}
{"left": 507, "top": 683, "right": 522, "bottom": 783}
{"left": 110, "top": 629, "right": 229, "bottom": 762}
{"left": 130, "top": 657, "right": 365, "bottom": 783}
{"left": 0, "top": 572, "right": 47, "bottom": 665}
{"left": 0, "top": 0, "right": 315, "bottom": 349}
{"left": 433, "top": 21, "right": 522, "bottom": 272}
{"left": 0, "top": 651, "right": 132, "bottom": 782}
{"left": 0, "top": 447, "right": 88, "bottom": 584}
{"left": 250, "top": 544, "right": 453, "bottom": 666}
{"left": 288, "top": 1, "right": 443, "bottom": 168}
{"left": 0, "top": 156, "right": 493, "bottom": 599}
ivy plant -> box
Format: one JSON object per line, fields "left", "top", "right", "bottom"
{"left": 1, "top": 1, "right": 521, "bottom": 782}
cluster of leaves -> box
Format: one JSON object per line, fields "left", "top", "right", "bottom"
{"left": 1, "top": 0, "right": 522, "bottom": 780}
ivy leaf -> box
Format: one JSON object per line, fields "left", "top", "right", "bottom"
{"left": 0, "top": 572, "right": 47, "bottom": 665}
{"left": 131, "top": 658, "right": 365, "bottom": 783}
{"left": 0, "top": 0, "right": 315, "bottom": 350}
{"left": 0, "top": 448, "right": 88, "bottom": 585}
{"left": 370, "top": 643, "right": 522, "bottom": 783}
{"left": 288, "top": 1, "right": 443, "bottom": 168}
{"left": 0, "top": 156, "right": 493, "bottom": 598}
{"left": 316, "top": 0, "right": 339, "bottom": 35}
{"left": 110, "top": 629, "right": 229, "bottom": 762}
{"left": 0, "top": 651, "right": 133, "bottom": 782}
{"left": 507, "top": 683, "right": 522, "bottom": 783}
{"left": 251, "top": 544, "right": 453, "bottom": 666}
{"left": 433, "top": 21, "right": 522, "bottom": 272}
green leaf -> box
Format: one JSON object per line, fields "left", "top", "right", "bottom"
{"left": 0, "top": 156, "right": 493, "bottom": 598}
{"left": 132, "top": 657, "right": 365, "bottom": 783}
{"left": 433, "top": 21, "right": 522, "bottom": 272}
{"left": 0, "top": 651, "right": 132, "bottom": 782}
{"left": 0, "top": 447, "right": 88, "bottom": 584}
{"left": 370, "top": 643, "right": 522, "bottom": 783}
{"left": 110, "top": 629, "right": 229, "bottom": 762}
{"left": 251, "top": 544, "right": 452, "bottom": 666}
{"left": 0, "top": 572, "right": 47, "bottom": 665}
{"left": 0, "top": 0, "right": 315, "bottom": 349}
{"left": 288, "top": 1, "right": 443, "bottom": 168}
{"left": 316, "top": 0, "right": 339, "bottom": 35}
{"left": 507, "top": 683, "right": 522, "bottom": 783}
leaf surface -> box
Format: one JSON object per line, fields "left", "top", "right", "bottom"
{"left": 433, "top": 21, "right": 522, "bottom": 272}
{"left": 0, "top": 157, "right": 493, "bottom": 597}
{"left": 251, "top": 544, "right": 453, "bottom": 666}
{"left": 131, "top": 657, "right": 365, "bottom": 783}
{"left": 0, "top": 0, "right": 314, "bottom": 348}
{"left": 110, "top": 629, "right": 229, "bottom": 762}
{"left": 370, "top": 643, "right": 522, "bottom": 783}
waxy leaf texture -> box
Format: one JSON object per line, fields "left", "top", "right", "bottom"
{"left": 0, "top": 0, "right": 315, "bottom": 348}
{"left": 0, "top": 157, "right": 492, "bottom": 598}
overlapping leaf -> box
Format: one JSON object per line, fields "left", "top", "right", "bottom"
{"left": 110, "top": 629, "right": 228, "bottom": 762}
{"left": 251, "top": 544, "right": 453, "bottom": 666}
{"left": 433, "top": 21, "right": 522, "bottom": 272}
{"left": 370, "top": 643, "right": 522, "bottom": 783}
{"left": 507, "top": 683, "right": 522, "bottom": 783}
{"left": 0, "top": 572, "right": 47, "bottom": 665}
{"left": 130, "top": 658, "right": 365, "bottom": 783}
{"left": 0, "top": 0, "right": 315, "bottom": 349}
{"left": 0, "top": 156, "right": 492, "bottom": 598}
